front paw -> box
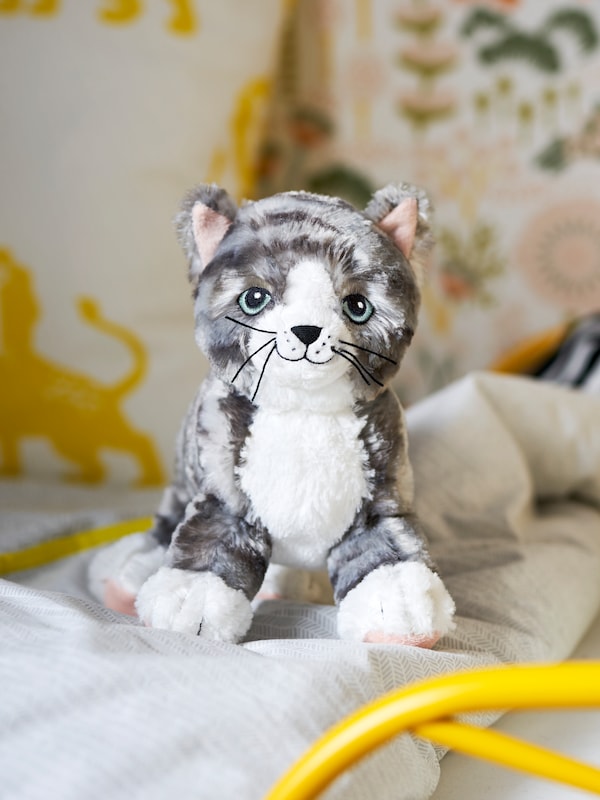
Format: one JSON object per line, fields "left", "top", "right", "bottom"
{"left": 135, "top": 567, "right": 253, "bottom": 643}
{"left": 337, "top": 562, "right": 455, "bottom": 648}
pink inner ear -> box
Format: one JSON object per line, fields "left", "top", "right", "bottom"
{"left": 378, "top": 197, "right": 418, "bottom": 259}
{"left": 192, "top": 202, "right": 232, "bottom": 268}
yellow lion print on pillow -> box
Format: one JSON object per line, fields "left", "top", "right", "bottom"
{"left": 0, "top": 249, "right": 164, "bottom": 485}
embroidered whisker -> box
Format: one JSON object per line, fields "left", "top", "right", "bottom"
{"left": 252, "top": 343, "right": 277, "bottom": 403}
{"left": 332, "top": 347, "right": 371, "bottom": 386}
{"left": 231, "top": 338, "right": 276, "bottom": 384}
{"left": 225, "top": 315, "right": 276, "bottom": 335}
{"left": 338, "top": 339, "right": 397, "bottom": 365}
{"left": 335, "top": 348, "right": 384, "bottom": 387}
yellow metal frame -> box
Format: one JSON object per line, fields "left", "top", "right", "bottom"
{"left": 0, "top": 517, "right": 153, "bottom": 575}
{"left": 266, "top": 663, "right": 600, "bottom": 800}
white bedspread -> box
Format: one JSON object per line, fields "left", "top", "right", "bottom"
{"left": 1, "top": 372, "right": 600, "bottom": 800}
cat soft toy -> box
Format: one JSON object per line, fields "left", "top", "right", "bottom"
{"left": 89, "top": 183, "right": 455, "bottom": 647}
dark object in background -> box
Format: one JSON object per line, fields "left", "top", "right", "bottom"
{"left": 535, "top": 313, "right": 600, "bottom": 393}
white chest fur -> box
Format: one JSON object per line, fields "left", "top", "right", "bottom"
{"left": 238, "top": 407, "right": 371, "bottom": 568}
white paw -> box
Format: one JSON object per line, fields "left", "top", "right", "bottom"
{"left": 337, "top": 562, "right": 455, "bottom": 647}
{"left": 135, "top": 567, "right": 253, "bottom": 642}
{"left": 88, "top": 532, "right": 165, "bottom": 603}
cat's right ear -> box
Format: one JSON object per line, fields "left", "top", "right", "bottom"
{"left": 176, "top": 184, "right": 238, "bottom": 284}
{"left": 364, "top": 183, "right": 434, "bottom": 288}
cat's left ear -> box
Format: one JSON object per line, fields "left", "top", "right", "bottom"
{"left": 364, "top": 183, "right": 434, "bottom": 286}
{"left": 176, "top": 184, "right": 238, "bottom": 284}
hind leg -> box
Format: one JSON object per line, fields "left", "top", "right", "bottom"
{"left": 256, "top": 564, "right": 333, "bottom": 605}
{"left": 88, "top": 532, "right": 167, "bottom": 615}
{"left": 52, "top": 437, "right": 106, "bottom": 483}
{"left": 0, "top": 434, "right": 21, "bottom": 477}
{"left": 106, "top": 425, "right": 164, "bottom": 487}
{"left": 127, "top": 429, "right": 165, "bottom": 487}
{"left": 88, "top": 486, "right": 186, "bottom": 614}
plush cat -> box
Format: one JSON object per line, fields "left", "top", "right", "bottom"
{"left": 89, "top": 183, "right": 455, "bottom": 646}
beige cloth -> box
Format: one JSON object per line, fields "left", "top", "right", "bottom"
{"left": 1, "top": 372, "right": 600, "bottom": 799}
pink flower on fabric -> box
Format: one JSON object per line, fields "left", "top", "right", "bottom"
{"left": 516, "top": 200, "right": 600, "bottom": 314}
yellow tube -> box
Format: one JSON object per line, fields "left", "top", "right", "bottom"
{"left": 0, "top": 517, "right": 153, "bottom": 575}
{"left": 418, "top": 720, "right": 600, "bottom": 795}
{"left": 266, "top": 663, "right": 600, "bottom": 800}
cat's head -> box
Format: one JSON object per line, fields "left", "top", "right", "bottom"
{"left": 175, "top": 183, "right": 433, "bottom": 407}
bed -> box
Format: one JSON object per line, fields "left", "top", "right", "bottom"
{"left": 2, "top": 370, "right": 600, "bottom": 800}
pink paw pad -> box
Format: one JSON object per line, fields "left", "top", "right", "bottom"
{"left": 363, "top": 630, "right": 441, "bottom": 648}
{"left": 104, "top": 580, "right": 138, "bottom": 617}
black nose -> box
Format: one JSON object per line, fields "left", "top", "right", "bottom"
{"left": 291, "top": 325, "right": 322, "bottom": 346}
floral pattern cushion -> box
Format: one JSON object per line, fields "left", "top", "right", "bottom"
{"left": 258, "top": 0, "right": 600, "bottom": 403}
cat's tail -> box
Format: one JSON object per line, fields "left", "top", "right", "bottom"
{"left": 77, "top": 297, "right": 147, "bottom": 397}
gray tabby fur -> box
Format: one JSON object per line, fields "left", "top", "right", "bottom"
{"left": 133, "top": 182, "right": 453, "bottom": 643}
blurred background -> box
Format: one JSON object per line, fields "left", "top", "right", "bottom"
{"left": 1, "top": 0, "right": 599, "bottom": 487}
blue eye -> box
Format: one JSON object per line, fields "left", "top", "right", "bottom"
{"left": 342, "top": 294, "right": 374, "bottom": 324}
{"left": 238, "top": 287, "right": 272, "bottom": 316}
